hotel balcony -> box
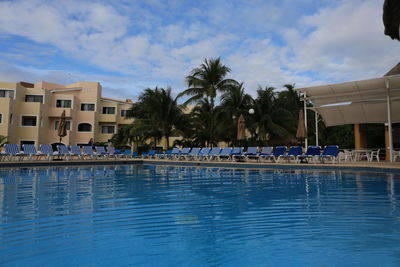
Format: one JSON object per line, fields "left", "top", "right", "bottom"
{"left": 98, "top": 114, "right": 117, "bottom": 122}
{"left": 48, "top": 107, "right": 72, "bottom": 117}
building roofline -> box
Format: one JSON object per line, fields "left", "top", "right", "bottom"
{"left": 101, "top": 97, "right": 133, "bottom": 104}
{"left": 50, "top": 88, "right": 83, "bottom": 93}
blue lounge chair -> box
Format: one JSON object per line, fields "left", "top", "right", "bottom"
{"left": 70, "top": 145, "right": 83, "bottom": 159}
{"left": 82, "top": 146, "right": 95, "bottom": 159}
{"left": 207, "top": 147, "right": 221, "bottom": 161}
{"left": 142, "top": 149, "right": 156, "bottom": 159}
{"left": 106, "top": 147, "right": 119, "bottom": 158}
{"left": 4, "top": 144, "right": 25, "bottom": 161}
{"left": 95, "top": 146, "right": 109, "bottom": 158}
{"left": 298, "top": 146, "right": 321, "bottom": 163}
{"left": 281, "top": 146, "right": 303, "bottom": 163}
{"left": 185, "top": 147, "right": 201, "bottom": 160}
{"left": 118, "top": 149, "right": 133, "bottom": 158}
{"left": 242, "top": 147, "right": 259, "bottom": 161}
{"left": 22, "top": 144, "right": 43, "bottom": 160}
{"left": 263, "top": 146, "right": 287, "bottom": 162}
{"left": 57, "top": 145, "right": 71, "bottom": 160}
{"left": 169, "top": 147, "right": 181, "bottom": 159}
{"left": 196, "top": 147, "right": 211, "bottom": 161}
{"left": 258, "top": 147, "right": 274, "bottom": 161}
{"left": 231, "top": 147, "right": 244, "bottom": 161}
{"left": 155, "top": 150, "right": 171, "bottom": 159}
{"left": 40, "top": 144, "right": 55, "bottom": 161}
{"left": 217, "top": 147, "right": 233, "bottom": 161}
{"left": 178, "top": 147, "right": 191, "bottom": 159}
{"left": 320, "top": 145, "right": 339, "bottom": 163}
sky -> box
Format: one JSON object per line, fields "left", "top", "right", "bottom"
{"left": 0, "top": 0, "right": 399, "bottom": 101}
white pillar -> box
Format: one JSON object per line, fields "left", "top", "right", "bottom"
{"left": 315, "top": 111, "right": 319, "bottom": 147}
{"left": 386, "top": 80, "right": 394, "bottom": 162}
{"left": 304, "top": 93, "right": 308, "bottom": 148}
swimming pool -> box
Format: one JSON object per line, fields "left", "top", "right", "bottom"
{"left": 0, "top": 165, "right": 399, "bottom": 266}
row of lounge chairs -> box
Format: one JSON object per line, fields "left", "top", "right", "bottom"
{"left": 142, "top": 145, "right": 340, "bottom": 163}
{"left": 0, "top": 144, "right": 119, "bottom": 161}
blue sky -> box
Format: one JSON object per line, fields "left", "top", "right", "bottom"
{"left": 0, "top": 0, "right": 399, "bottom": 100}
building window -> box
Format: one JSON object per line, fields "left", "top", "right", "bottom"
{"left": 0, "top": 113, "right": 2, "bottom": 124}
{"left": 56, "top": 99, "right": 72, "bottom": 108}
{"left": 21, "top": 116, "right": 37, "bottom": 126}
{"left": 101, "top": 125, "right": 115, "bottom": 134}
{"left": 120, "top": 110, "right": 131, "bottom": 117}
{"left": 77, "top": 123, "right": 92, "bottom": 132}
{"left": 102, "top": 107, "right": 115, "bottom": 114}
{"left": 81, "top": 103, "right": 95, "bottom": 111}
{"left": 0, "top": 89, "right": 14, "bottom": 98}
{"left": 10, "top": 113, "right": 13, "bottom": 125}
{"left": 25, "top": 95, "right": 44, "bottom": 103}
{"left": 55, "top": 120, "right": 71, "bottom": 131}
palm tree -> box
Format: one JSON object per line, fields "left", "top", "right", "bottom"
{"left": 130, "top": 87, "right": 186, "bottom": 149}
{"left": 250, "top": 86, "right": 297, "bottom": 145}
{"left": 275, "top": 84, "right": 302, "bottom": 117}
{"left": 189, "top": 98, "right": 221, "bottom": 147}
{"left": 180, "top": 57, "right": 239, "bottom": 109}
{"left": 179, "top": 58, "right": 238, "bottom": 146}
{"left": 219, "top": 83, "right": 253, "bottom": 144}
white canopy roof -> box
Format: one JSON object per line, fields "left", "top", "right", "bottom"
{"left": 296, "top": 75, "right": 400, "bottom": 126}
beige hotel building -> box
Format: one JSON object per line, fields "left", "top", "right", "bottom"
{"left": 0, "top": 81, "right": 134, "bottom": 148}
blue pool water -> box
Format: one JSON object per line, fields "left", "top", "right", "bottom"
{"left": 0, "top": 165, "right": 400, "bottom": 266}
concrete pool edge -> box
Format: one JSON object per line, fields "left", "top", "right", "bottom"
{"left": 0, "top": 158, "right": 400, "bottom": 173}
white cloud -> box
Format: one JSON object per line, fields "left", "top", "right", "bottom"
{"left": 0, "top": 0, "right": 399, "bottom": 100}
{"left": 286, "top": 0, "right": 400, "bottom": 81}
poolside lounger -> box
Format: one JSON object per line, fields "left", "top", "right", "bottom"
{"left": 155, "top": 150, "right": 171, "bottom": 159}
{"left": 4, "top": 144, "right": 25, "bottom": 161}
{"left": 281, "top": 146, "right": 303, "bottom": 163}
{"left": 298, "top": 146, "right": 321, "bottom": 163}
{"left": 118, "top": 149, "right": 133, "bottom": 158}
{"left": 40, "top": 144, "right": 55, "bottom": 161}
{"left": 319, "top": 145, "right": 339, "bottom": 163}
{"left": 95, "top": 146, "right": 109, "bottom": 158}
{"left": 242, "top": 147, "right": 259, "bottom": 161}
{"left": 231, "top": 147, "right": 244, "bottom": 161}
{"left": 185, "top": 147, "right": 201, "bottom": 160}
{"left": 263, "top": 146, "right": 287, "bottom": 162}
{"left": 106, "top": 147, "right": 119, "bottom": 158}
{"left": 169, "top": 147, "right": 181, "bottom": 159}
{"left": 258, "top": 147, "right": 274, "bottom": 162}
{"left": 70, "top": 145, "right": 83, "bottom": 159}
{"left": 207, "top": 147, "right": 221, "bottom": 161}
{"left": 82, "top": 146, "right": 96, "bottom": 159}
{"left": 142, "top": 149, "right": 156, "bottom": 159}
{"left": 217, "top": 147, "right": 233, "bottom": 161}
{"left": 196, "top": 147, "right": 211, "bottom": 161}
{"left": 57, "top": 145, "right": 71, "bottom": 160}
{"left": 22, "top": 144, "right": 43, "bottom": 160}
{"left": 178, "top": 147, "right": 191, "bottom": 160}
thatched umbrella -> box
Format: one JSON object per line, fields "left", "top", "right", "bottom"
{"left": 237, "top": 114, "right": 246, "bottom": 140}
{"left": 383, "top": 0, "right": 400, "bottom": 41}
{"left": 296, "top": 109, "right": 307, "bottom": 145}
{"left": 58, "top": 110, "right": 67, "bottom": 143}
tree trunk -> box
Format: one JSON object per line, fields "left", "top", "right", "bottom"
{"left": 165, "top": 135, "right": 170, "bottom": 150}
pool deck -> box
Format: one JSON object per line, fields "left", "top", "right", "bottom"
{"left": 0, "top": 158, "right": 400, "bottom": 172}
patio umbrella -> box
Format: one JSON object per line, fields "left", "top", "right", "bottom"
{"left": 58, "top": 110, "right": 67, "bottom": 143}
{"left": 296, "top": 109, "right": 307, "bottom": 142}
{"left": 237, "top": 114, "right": 246, "bottom": 140}
{"left": 383, "top": 0, "right": 400, "bottom": 41}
